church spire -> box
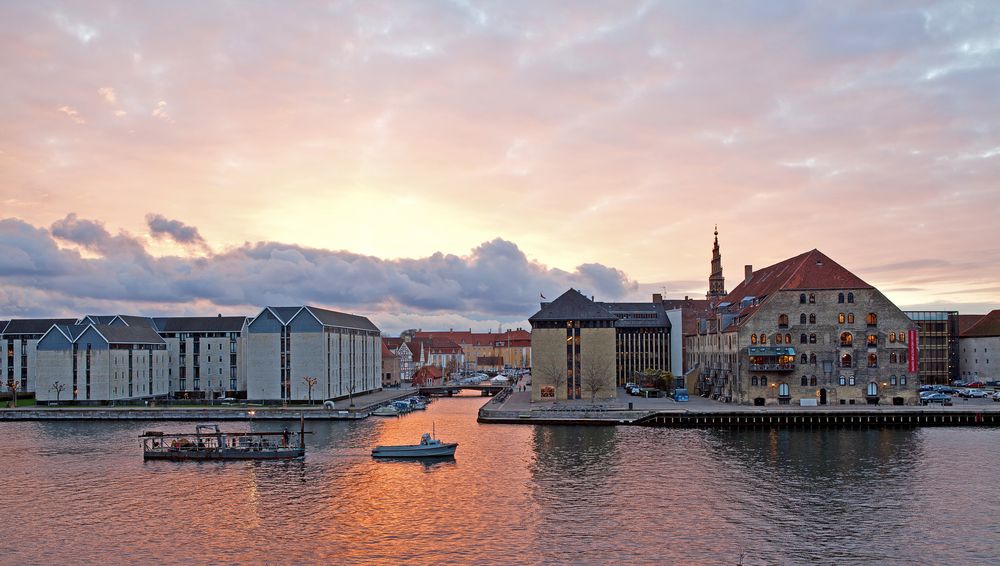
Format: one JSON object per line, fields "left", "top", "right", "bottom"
{"left": 707, "top": 225, "right": 727, "bottom": 301}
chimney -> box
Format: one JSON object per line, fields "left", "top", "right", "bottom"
{"left": 685, "top": 295, "right": 689, "bottom": 301}
{"left": 745, "top": 264, "right": 753, "bottom": 284}
{"left": 652, "top": 293, "right": 663, "bottom": 303}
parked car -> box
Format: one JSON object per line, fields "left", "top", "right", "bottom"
{"left": 673, "top": 388, "right": 690, "bottom": 402}
{"left": 992, "top": 391, "right": 1000, "bottom": 402}
{"left": 966, "top": 381, "right": 985, "bottom": 388}
{"left": 966, "top": 389, "right": 988, "bottom": 398}
{"left": 921, "top": 393, "right": 953, "bottom": 405}
{"left": 936, "top": 387, "right": 959, "bottom": 395}
{"left": 919, "top": 385, "right": 935, "bottom": 392}
{"left": 952, "top": 380, "right": 968, "bottom": 387}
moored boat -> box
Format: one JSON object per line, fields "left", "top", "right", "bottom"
{"left": 140, "top": 422, "right": 308, "bottom": 461}
{"left": 372, "top": 432, "right": 458, "bottom": 458}
{"left": 371, "top": 405, "right": 399, "bottom": 417}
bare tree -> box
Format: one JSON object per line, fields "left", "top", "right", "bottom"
{"left": 444, "top": 358, "right": 459, "bottom": 381}
{"left": 533, "top": 352, "right": 566, "bottom": 401}
{"left": 303, "top": 376, "right": 318, "bottom": 405}
{"left": 50, "top": 381, "right": 66, "bottom": 403}
{"left": 7, "top": 380, "right": 19, "bottom": 408}
{"left": 581, "top": 355, "right": 615, "bottom": 403}
{"left": 346, "top": 377, "right": 356, "bottom": 408}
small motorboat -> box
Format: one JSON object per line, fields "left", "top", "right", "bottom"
{"left": 372, "top": 432, "right": 458, "bottom": 458}
{"left": 371, "top": 405, "right": 399, "bottom": 417}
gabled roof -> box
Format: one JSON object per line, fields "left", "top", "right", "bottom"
{"left": 2, "top": 318, "right": 78, "bottom": 335}
{"left": 381, "top": 340, "right": 397, "bottom": 358}
{"left": 115, "top": 315, "right": 156, "bottom": 328}
{"left": 0, "top": 321, "right": 7, "bottom": 333}
{"left": 961, "top": 310, "right": 1000, "bottom": 338}
{"left": 152, "top": 316, "right": 248, "bottom": 333}
{"left": 269, "top": 307, "right": 303, "bottom": 325}
{"left": 383, "top": 337, "right": 404, "bottom": 349}
{"left": 408, "top": 336, "right": 463, "bottom": 352}
{"left": 81, "top": 315, "right": 118, "bottom": 325}
{"left": 718, "top": 250, "right": 873, "bottom": 328}
{"left": 93, "top": 324, "right": 166, "bottom": 345}
{"left": 958, "top": 314, "right": 987, "bottom": 336}
{"left": 529, "top": 288, "right": 617, "bottom": 323}
{"left": 301, "top": 306, "right": 380, "bottom": 333}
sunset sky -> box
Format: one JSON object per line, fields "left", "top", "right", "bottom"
{"left": 1, "top": 1, "right": 998, "bottom": 333}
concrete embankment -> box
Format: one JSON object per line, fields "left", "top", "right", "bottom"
{"left": 0, "top": 408, "right": 366, "bottom": 421}
{"left": 478, "top": 405, "right": 1000, "bottom": 428}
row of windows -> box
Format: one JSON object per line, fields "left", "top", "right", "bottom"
{"left": 750, "top": 375, "right": 907, "bottom": 389}
{"left": 799, "top": 292, "right": 856, "bottom": 304}
{"left": 781, "top": 312, "right": 881, "bottom": 326}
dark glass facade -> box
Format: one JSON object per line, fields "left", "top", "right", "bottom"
{"left": 905, "top": 311, "right": 959, "bottom": 385}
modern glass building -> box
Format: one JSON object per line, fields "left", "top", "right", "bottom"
{"left": 904, "top": 311, "right": 959, "bottom": 385}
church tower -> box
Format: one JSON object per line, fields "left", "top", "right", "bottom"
{"left": 707, "top": 226, "right": 727, "bottom": 301}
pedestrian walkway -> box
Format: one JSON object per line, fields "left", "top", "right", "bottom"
{"left": 325, "top": 387, "right": 417, "bottom": 412}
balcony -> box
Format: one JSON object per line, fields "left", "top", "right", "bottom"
{"left": 748, "top": 346, "right": 796, "bottom": 372}
{"left": 749, "top": 362, "right": 796, "bottom": 372}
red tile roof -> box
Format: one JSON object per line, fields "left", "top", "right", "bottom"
{"left": 961, "top": 310, "right": 1000, "bottom": 338}
{"left": 412, "top": 329, "right": 530, "bottom": 347}
{"left": 380, "top": 340, "right": 397, "bottom": 358}
{"left": 958, "top": 314, "right": 987, "bottom": 336}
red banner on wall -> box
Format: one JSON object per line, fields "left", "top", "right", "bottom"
{"left": 908, "top": 329, "right": 918, "bottom": 373}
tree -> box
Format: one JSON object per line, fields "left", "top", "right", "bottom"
{"left": 533, "top": 351, "right": 566, "bottom": 401}
{"left": 303, "top": 376, "right": 318, "bottom": 405}
{"left": 7, "top": 380, "right": 19, "bottom": 408}
{"left": 581, "top": 355, "right": 615, "bottom": 402}
{"left": 444, "top": 358, "right": 459, "bottom": 381}
{"left": 346, "top": 377, "right": 356, "bottom": 408}
{"left": 660, "top": 370, "right": 676, "bottom": 395}
{"left": 50, "top": 381, "right": 66, "bottom": 403}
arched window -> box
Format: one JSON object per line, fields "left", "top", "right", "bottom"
{"left": 838, "top": 292, "right": 845, "bottom": 303}
{"left": 800, "top": 313, "right": 807, "bottom": 324}
{"left": 868, "top": 353, "right": 878, "bottom": 368}
{"left": 760, "top": 377, "right": 768, "bottom": 387}
{"left": 775, "top": 333, "right": 783, "bottom": 344}
{"left": 800, "top": 333, "right": 807, "bottom": 344}
{"left": 751, "top": 376, "right": 759, "bottom": 386}
{"left": 778, "top": 383, "right": 790, "bottom": 396}
{"left": 760, "top": 334, "right": 767, "bottom": 344}
{"left": 801, "top": 376, "right": 809, "bottom": 386}
{"left": 840, "top": 332, "right": 853, "bottom": 347}
{"left": 750, "top": 334, "right": 757, "bottom": 345}
{"left": 867, "top": 334, "right": 877, "bottom": 347}
{"left": 839, "top": 375, "right": 846, "bottom": 386}
{"left": 785, "top": 333, "right": 791, "bottom": 344}
{"left": 809, "top": 353, "right": 817, "bottom": 364}
{"left": 809, "top": 333, "right": 817, "bottom": 344}
{"left": 800, "top": 354, "right": 808, "bottom": 364}
{"left": 841, "top": 353, "right": 853, "bottom": 368}
{"left": 809, "top": 314, "right": 816, "bottom": 324}
{"left": 838, "top": 313, "right": 846, "bottom": 324}
{"left": 867, "top": 382, "right": 878, "bottom": 396}
{"left": 810, "top": 376, "right": 817, "bottom": 386}
{"left": 890, "top": 352, "right": 897, "bottom": 363}
{"left": 847, "top": 313, "right": 855, "bottom": 324}
{"left": 898, "top": 331, "right": 905, "bottom": 343}
{"left": 809, "top": 293, "right": 816, "bottom": 304}
{"left": 889, "top": 332, "right": 896, "bottom": 343}
{"left": 847, "top": 292, "right": 855, "bottom": 303}
{"left": 799, "top": 293, "right": 806, "bottom": 304}
{"left": 867, "top": 313, "right": 878, "bottom": 326}
{"left": 778, "top": 314, "right": 789, "bottom": 328}
{"left": 849, "top": 375, "right": 856, "bottom": 385}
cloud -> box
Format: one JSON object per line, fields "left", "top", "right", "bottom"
{"left": 146, "top": 213, "right": 206, "bottom": 247}
{"left": 98, "top": 87, "right": 117, "bottom": 104}
{"left": 56, "top": 105, "right": 84, "bottom": 124}
{"left": 0, "top": 216, "right": 637, "bottom": 332}
{"left": 151, "top": 100, "right": 172, "bottom": 122}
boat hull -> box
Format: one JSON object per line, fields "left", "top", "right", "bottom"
{"left": 144, "top": 448, "right": 304, "bottom": 461}
{"left": 372, "top": 443, "right": 458, "bottom": 458}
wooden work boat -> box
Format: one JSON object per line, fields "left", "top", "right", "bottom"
{"left": 140, "top": 421, "right": 308, "bottom": 461}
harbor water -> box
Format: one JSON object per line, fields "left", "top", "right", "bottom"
{"left": 2, "top": 394, "right": 999, "bottom": 565}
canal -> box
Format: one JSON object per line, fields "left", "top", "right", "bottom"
{"left": 1, "top": 394, "right": 999, "bottom": 564}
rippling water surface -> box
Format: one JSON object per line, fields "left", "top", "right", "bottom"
{"left": 2, "top": 395, "right": 1000, "bottom": 565}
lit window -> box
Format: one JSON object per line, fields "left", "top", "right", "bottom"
{"left": 751, "top": 334, "right": 757, "bottom": 345}
{"left": 889, "top": 332, "right": 896, "bottom": 343}
{"left": 867, "top": 313, "right": 878, "bottom": 326}
{"left": 839, "top": 313, "right": 846, "bottom": 324}
{"left": 849, "top": 375, "right": 856, "bottom": 385}
{"left": 847, "top": 313, "right": 855, "bottom": 324}
{"left": 760, "top": 334, "right": 768, "bottom": 344}
{"left": 890, "top": 375, "right": 897, "bottom": 385}
{"left": 839, "top": 375, "right": 846, "bottom": 386}
{"left": 775, "top": 334, "right": 783, "bottom": 344}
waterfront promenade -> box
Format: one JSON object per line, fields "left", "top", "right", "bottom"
{"left": 0, "top": 387, "right": 418, "bottom": 421}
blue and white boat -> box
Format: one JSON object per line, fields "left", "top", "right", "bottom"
{"left": 372, "top": 432, "right": 458, "bottom": 458}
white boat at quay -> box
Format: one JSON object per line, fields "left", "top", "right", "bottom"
{"left": 371, "top": 405, "right": 399, "bottom": 417}
{"left": 372, "top": 432, "right": 458, "bottom": 458}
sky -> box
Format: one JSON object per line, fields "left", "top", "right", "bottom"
{"left": 1, "top": 1, "right": 999, "bottom": 333}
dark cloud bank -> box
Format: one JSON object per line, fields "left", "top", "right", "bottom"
{"left": 0, "top": 215, "right": 636, "bottom": 319}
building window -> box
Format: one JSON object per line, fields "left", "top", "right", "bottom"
{"left": 809, "top": 334, "right": 817, "bottom": 344}
{"left": 838, "top": 313, "right": 846, "bottom": 324}
{"left": 778, "top": 314, "right": 789, "bottom": 328}
{"left": 890, "top": 352, "right": 898, "bottom": 364}
{"left": 849, "top": 375, "right": 856, "bottom": 386}
{"left": 785, "top": 333, "right": 791, "bottom": 344}
{"left": 800, "top": 334, "right": 807, "bottom": 344}
{"left": 760, "top": 334, "right": 767, "bottom": 344}
{"left": 775, "top": 334, "right": 783, "bottom": 344}
{"left": 752, "top": 376, "right": 759, "bottom": 386}
{"left": 867, "top": 382, "right": 878, "bottom": 396}
{"left": 808, "top": 293, "right": 816, "bottom": 304}
{"left": 900, "top": 375, "right": 907, "bottom": 385}
{"left": 809, "top": 353, "right": 816, "bottom": 364}
{"left": 867, "top": 313, "right": 878, "bottom": 326}
{"left": 810, "top": 376, "right": 817, "bottom": 386}
{"left": 800, "top": 354, "right": 808, "bottom": 364}
{"left": 889, "top": 332, "right": 896, "bottom": 343}
{"left": 801, "top": 376, "right": 808, "bottom": 386}
{"left": 778, "top": 383, "right": 790, "bottom": 397}
{"left": 760, "top": 377, "right": 768, "bottom": 387}
{"left": 890, "top": 375, "right": 897, "bottom": 385}
{"left": 867, "top": 334, "right": 877, "bottom": 348}
{"left": 847, "top": 313, "right": 855, "bottom": 324}
{"left": 868, "top": 353, "right": 878, "bottom": 368}
{"left": 899, "top": 332, "right": 905, "bottom": 343}
{"left": 841, "top": 353, "right": 853, "bottom": 368}
{"left": 848, "top": 292, "right": 855, "bottom": 303}
{"left": 751, "top": 334, "right": 757, "bottom": 345}
{"left": 809, "top": 314, "right": 816, "bottom": 324}
{"left": 839, "top": 375, "right": 846, "bottom": 386}
{"left": 838, "top": 292, "right": 845, "bottom": 303}
{"left": 800, "top": 313, "right": 807, "bottom": 324}
{"left": 799, "top": 294, "right": 806, "bottom": 304}
{"left": 840, "top": 332, "right": 853, "bottom": 347}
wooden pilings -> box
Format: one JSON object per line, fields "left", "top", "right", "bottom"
{"left": 634, "top": 410, "right": 1000, "bottom": 428}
